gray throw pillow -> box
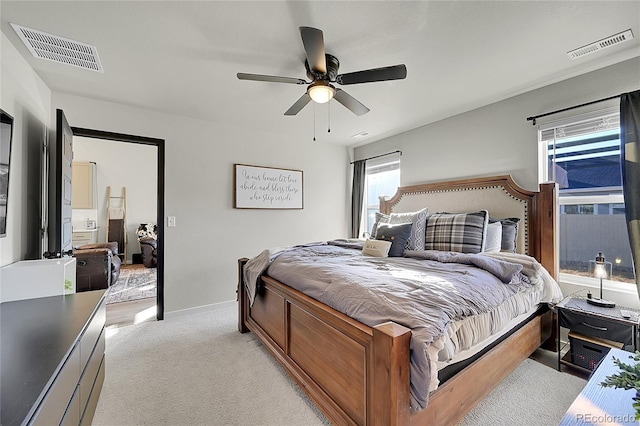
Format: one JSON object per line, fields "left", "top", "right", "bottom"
{"left": 375, "top": 223, "right": 413, "bottom": 257}
{"left": 490, "top": 217, "right": 520, "bottom": 253}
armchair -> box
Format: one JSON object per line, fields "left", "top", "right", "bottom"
{"left": 74, "top": 242, "right": 121, "bottom": 292}
{"left": 137, "top": 223, "right": 157, "bottom": 268}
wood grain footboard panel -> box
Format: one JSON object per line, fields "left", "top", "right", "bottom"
{"left": 238, "top": 263, "right": 412, "bottom": 425}
{"left": 289, "top": 304, "right": 367, "bottom": 424}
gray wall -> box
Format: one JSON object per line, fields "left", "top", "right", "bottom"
{"left": 51, "top": 92, "right": 350, "bottom": 314}
{"left": 354, "top": 57, "right": 640, "bottom": 192}
{"left": 0, "top": 33, "right": 51, "bottom": 265}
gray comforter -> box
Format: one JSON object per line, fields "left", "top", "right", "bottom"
{"left": 244, "top": 240, "right": 562, "bottom": 411}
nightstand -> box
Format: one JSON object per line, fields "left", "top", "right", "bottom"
{"left": 555, "top": 297, "right": 640, "bottom": 373}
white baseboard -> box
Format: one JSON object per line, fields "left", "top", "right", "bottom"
{"left": 164, "top": 299, "right": 236, "bottom": 319}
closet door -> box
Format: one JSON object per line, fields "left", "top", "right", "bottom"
{"left": 72, "top": 162, "right": 94, "bottom": 209}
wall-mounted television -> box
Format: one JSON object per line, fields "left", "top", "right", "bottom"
{"left": 1, "top": 109, "right": 14, "bottom": 238}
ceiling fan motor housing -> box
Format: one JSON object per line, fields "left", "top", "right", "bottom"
{"left": 305, "top": 54, "right": 340, "bottom": 82}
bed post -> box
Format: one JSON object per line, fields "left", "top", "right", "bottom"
{"left": 370, "top": 322, "right": 411, "bottom": 426}
{"left": 534, "top": 182, "right": 558, "bottom": 281}
{"left": 237, "top": 257, "right": 249, "bottom": 333}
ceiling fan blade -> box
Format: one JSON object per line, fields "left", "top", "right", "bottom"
{"left": 333, "top": 89, "right": 370, "bottom": 116}
{"left": 336, "top": 64, "right": 407, "bottom": 85}
{"left": 299, "top": 27, "right": 326, "bottom": 74}
{"left": 284, "top": 93, "right": 312, "bottom": 116}
{"left": 237, "top": 73, "right": 306, "bottom": 85}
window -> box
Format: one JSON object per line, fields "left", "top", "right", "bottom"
{"left": 538, "top": 107, "right": 633, "bottom": 283}
{"left": 363, "top": 157, "right": 400, "bottom": 236}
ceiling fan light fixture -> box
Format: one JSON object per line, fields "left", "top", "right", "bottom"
{"left": 308, "top": 81, "right": 335, "bottom": 104}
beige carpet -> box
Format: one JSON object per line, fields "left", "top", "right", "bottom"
{"left": 93, "top": 305, "right": 586, "bottom": 425}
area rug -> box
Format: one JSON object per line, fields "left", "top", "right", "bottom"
{"left": 105, "top": 267, "right": 156, "bottom": 304}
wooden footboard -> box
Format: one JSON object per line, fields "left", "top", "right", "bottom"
{"left": 238, "top": 258, "right": 552, "bottom": 426}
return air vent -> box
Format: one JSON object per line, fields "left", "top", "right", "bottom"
{"left": 567, "top": 29, "right": 634, "bottom": 60}
{"left": 11, "top": 23, "right": 103, "bottom": 72}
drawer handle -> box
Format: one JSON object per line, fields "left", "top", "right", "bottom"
{"left": 581, "top": 322, "right": 607, "bottom": 331}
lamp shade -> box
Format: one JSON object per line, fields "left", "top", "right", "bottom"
{"left": 307, "top": 81, "right": 335, "bottom": 104}
{"left": 589, "top": 252, "right": 612, "bottom": 279}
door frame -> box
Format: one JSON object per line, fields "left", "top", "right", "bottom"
{"left": 71, "top": 127, "right": 166, "bottom": 320}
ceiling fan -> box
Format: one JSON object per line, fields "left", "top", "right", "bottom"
{"left": 237, "top": 27, "right": 407, "bottom": 116}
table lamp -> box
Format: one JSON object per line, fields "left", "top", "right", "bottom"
{"left": 587, "top": 252, "right": 615, "bottom": 308}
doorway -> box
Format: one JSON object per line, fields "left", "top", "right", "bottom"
{"left": 71, "top": 127, "right": 165, "bottom": 322}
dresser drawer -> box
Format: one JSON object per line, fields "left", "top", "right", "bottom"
{"left": 30, "top": 344, "right": 81, "bottom": 425}
{"left": 559, "top": 309, "right": 634, "bottom": 346}
{"left": 80, "top": 298, "right": 106, "bottom": 368}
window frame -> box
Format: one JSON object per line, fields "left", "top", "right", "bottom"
{"left": 537, "top": 106, "right": 632, "bottom": 285}
{"left": 362, "top": 157, "right": 400, "bottom": 237}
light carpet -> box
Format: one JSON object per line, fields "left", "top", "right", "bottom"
{"left": 93, "top": 305, "right": 586, "bottom": 425}
{"left": 105, "top": 267, "right": 156, "bottom": 304}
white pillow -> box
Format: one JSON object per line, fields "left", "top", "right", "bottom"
{"left": 362, "top": 239, "right": 392, "bottom": 257}
{"left": 484, "top": 221, "right": 502, "bottom": 253}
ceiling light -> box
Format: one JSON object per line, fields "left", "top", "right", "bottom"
{"left": 307, "top": 81, "right": 335, "bottom": 104}
{"left": 351, "top": 131, "right": 370, "bottom": 138}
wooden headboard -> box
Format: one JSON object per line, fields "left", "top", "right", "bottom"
{"left": 379, "top": 175, "right": 558, "bottom": 279}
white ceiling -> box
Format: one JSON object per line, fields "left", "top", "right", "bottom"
{"left": 2, "top": 1, "right": 639, "bottom": 147}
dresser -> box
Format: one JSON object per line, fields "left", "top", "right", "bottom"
{"left": 0, "top": 290, "right": 107, "bottom": 426}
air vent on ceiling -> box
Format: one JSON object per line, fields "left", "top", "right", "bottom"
{"left": 11, "top": 23, "right": 103, "bottom": 72}
{"left": 567, "top": 29, "right": 634, "bottom": 60}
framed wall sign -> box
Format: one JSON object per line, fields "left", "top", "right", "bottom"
{"left": 234, "top": 164, "right": 303, "bottom": 209}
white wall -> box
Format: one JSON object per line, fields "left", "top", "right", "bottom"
{"left": 0, "top": 33, "right": 51, "bottom": 266}
{"left": 73, "top": 137, "right": 157, "bottom": 263}
{"left": 51, "top": 92, "right": 350, "bottom": 313}
{"left": 355, "top": 57, "right": 640, "bottom": 192}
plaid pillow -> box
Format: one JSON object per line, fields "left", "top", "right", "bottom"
{"left": 424, "top": 210, "right": 489, "bottom": 254}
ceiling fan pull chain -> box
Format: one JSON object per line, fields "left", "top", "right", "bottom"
{"left": 313, "top": 103, "right": 316, "bottom": 141}
{"left": 328, "top": 101, "right": 331, "bottom": 133}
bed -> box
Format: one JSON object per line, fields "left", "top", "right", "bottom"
{"left": 237, "top": 175, "right": 559, "bottom": 425}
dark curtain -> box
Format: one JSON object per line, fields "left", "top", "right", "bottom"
{"left": 351, "top": 160, "right": 367, "bottom": 238}
{"left": 620, "top": 90, "right": 640, "bottom": 295}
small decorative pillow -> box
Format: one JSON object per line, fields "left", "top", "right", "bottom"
{"left": 370, "top": 208, "right": 428, "bottom": 250}
{"left": 424, "top": 210, "right": 489, "bottom": 254}
{"left": 362, "top": 239, "right": 392, "bottom": 257}
{"left": 490, "top": 217, "right": 521, "bottom": 253}
{"left": 484, "top": 221, "right": 502, "bottom": 253}
{"left": 375, "top": 223, "right": 413, "bottom": 257}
